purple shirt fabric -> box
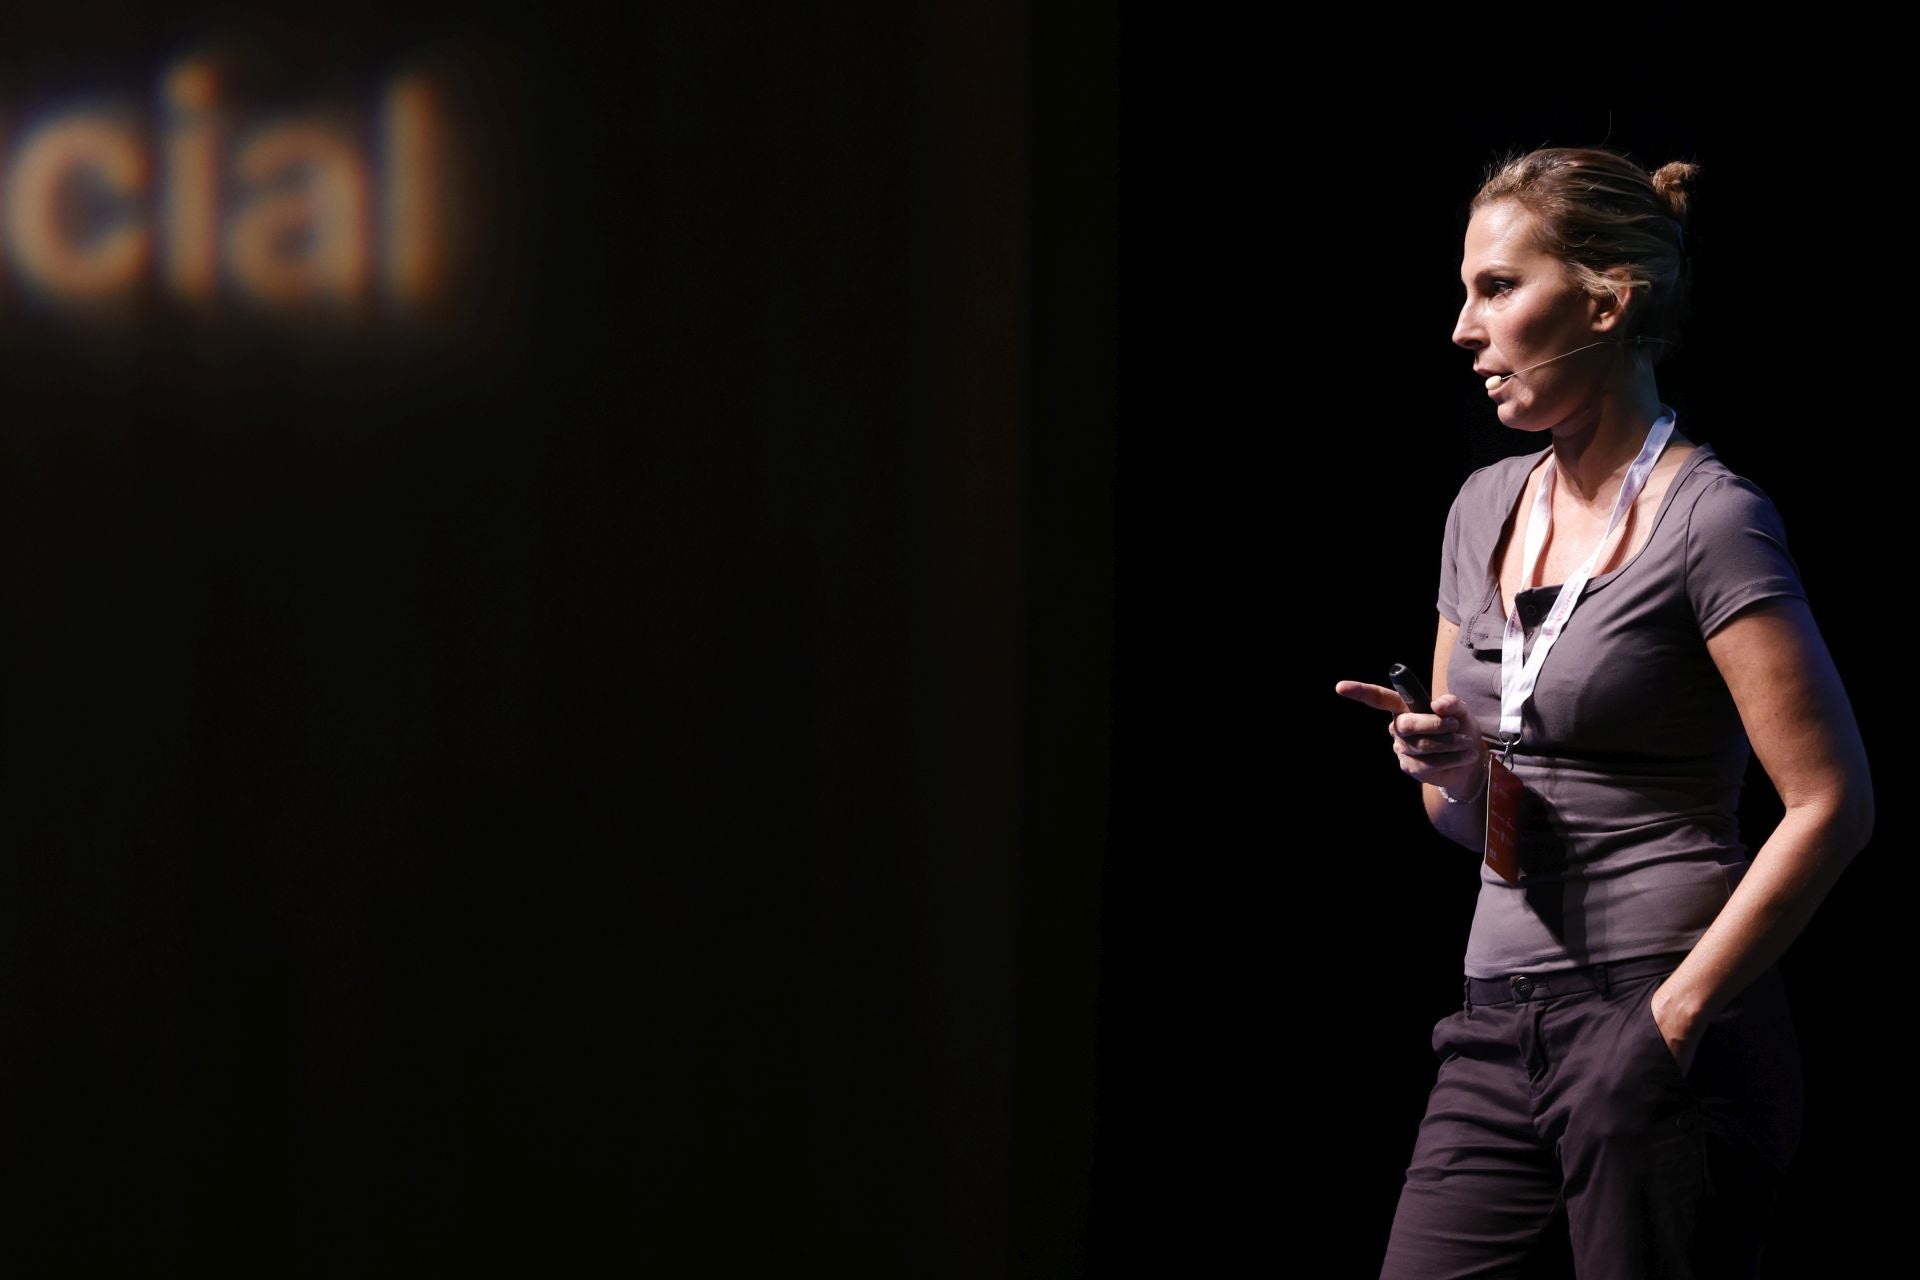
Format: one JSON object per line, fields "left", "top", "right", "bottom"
{"left": 1436, "top": 437, "right": 1807, "bottom": 978}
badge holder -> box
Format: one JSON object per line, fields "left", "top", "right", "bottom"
{"left": 1483, "top": 734, "right": 1523, "bottom": 884}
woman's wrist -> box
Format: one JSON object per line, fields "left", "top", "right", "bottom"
{"left": 1438, "top": 758, "right": 1489, "bottom": 805}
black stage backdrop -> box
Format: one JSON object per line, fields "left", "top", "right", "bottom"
{"left": 0, "top": 2, "right": 1112, "bottom": 1274}
{"left": 0, "top": 4, "right": 1900, "bottom": 1277}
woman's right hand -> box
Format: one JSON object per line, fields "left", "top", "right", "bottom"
{"left": 1333, "top": 681, "right": 1488, "bottom": 794}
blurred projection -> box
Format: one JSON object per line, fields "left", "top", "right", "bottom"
{"left": 2, "top": 51, "right": 471, "bottom": 317}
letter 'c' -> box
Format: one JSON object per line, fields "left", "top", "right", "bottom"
{"left": 6, "top": 114, "right": 150, "bottom": 300}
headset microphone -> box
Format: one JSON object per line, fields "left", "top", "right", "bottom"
{"left": 1484, "top": 336, "right": 1669, "bottom": 391}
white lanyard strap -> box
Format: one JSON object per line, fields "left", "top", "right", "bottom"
{"left": 1498, "top": 410, "right": 1676, "bottom": 741}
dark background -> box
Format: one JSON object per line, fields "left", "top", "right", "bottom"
{"left": 0, "top": 1, "right": 1111, "bottom": 1273}
{"left": 0, "top": 3, "right": 1898, "bottom": 1276}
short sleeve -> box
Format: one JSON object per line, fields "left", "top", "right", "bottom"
{"left": 1437, "top": 487, "right": 1465, "bottom": 625}
{"left": 1683, "top": 475, "right": 1808, "bottom": 640}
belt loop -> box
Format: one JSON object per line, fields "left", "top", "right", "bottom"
{"left": 1596, "top": 960, "right": 1612, "bottom": 999}
{"left": 1462, "top": 976, "right": 1473, "bottom": 1019}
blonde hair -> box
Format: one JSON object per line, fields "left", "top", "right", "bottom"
{"left": 1471, "top": 146, "right": 1698, "bottom": 365}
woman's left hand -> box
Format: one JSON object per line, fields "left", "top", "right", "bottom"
{"left": 1649, "top": 981, "right": 1701, "bottom": 1077}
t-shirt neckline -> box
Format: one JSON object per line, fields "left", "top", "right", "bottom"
{"left": 1492, "top": 439, "right": 1716, "bottom": 605}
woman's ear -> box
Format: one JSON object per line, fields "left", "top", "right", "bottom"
{"left": 1588, "top": 267, "right": 1637, "bottom": 336}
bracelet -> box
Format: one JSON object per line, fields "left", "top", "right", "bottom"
{"left": 1439, "top": 761, "right": 1489, "bottom": 805}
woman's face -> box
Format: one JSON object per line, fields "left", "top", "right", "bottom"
{"left": 1452, "top": 201, "right": 1611, "bottom": 434}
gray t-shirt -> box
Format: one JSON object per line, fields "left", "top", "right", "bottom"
{"left": 1436, "top": 438, "right": 1807, "bottom": 978}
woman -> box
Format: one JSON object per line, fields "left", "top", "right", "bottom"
{"left": 1335, "top": 147, "right": 1873, "bottom": 1277}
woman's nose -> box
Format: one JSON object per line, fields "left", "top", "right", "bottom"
{"left": 1452, "top": 300, "right": 1484, "bottom": 350}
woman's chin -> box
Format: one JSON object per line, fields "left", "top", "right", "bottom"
{"left": 1494, "top": 403, "right": 1553, "bottom": 433}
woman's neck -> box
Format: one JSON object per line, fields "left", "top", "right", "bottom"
{"left": 1546, "top": 374, "right": 1672, "bottom": 510}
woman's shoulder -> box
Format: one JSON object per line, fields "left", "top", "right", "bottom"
{"left": 1447, "top": 446, "right": 1548, "bottom": 522}
{"left": 1666, "top": 445, "right": 1807, "bottom": 632}
{"left": 1665, "top": 446, "right": 1803, "bottom": 613}
{"left": 1669, "top": 444, "right": 1790, "bottom": 525}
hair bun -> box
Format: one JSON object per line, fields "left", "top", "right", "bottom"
{"left": 1651, "top": 160, "right": 1700, "bottom": 225}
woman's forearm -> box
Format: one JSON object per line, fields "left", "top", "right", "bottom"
{"left": 1653, "top": 792, "right": 1873, "bottom": 1036}
{"left": 1421, "top": 736, "right": 1495, "bottom": 852}
{"left": 1422, "top": 779, "right": 1488, "bottom": 852}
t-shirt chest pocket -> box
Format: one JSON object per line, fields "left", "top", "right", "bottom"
{"left": 1463, "top": 578, "right": 1561, "bottom": 656}
{"left": 1462, "top": 582, "right": 1509, "bottom": 654}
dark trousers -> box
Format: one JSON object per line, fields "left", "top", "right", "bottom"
{"left": 1379, "top": 951, "right": 1803, "bottom": 1279}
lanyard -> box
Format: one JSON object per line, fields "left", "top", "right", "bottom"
{"left": 1497, "top": 409, "right": 1676, "bottom": 746}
